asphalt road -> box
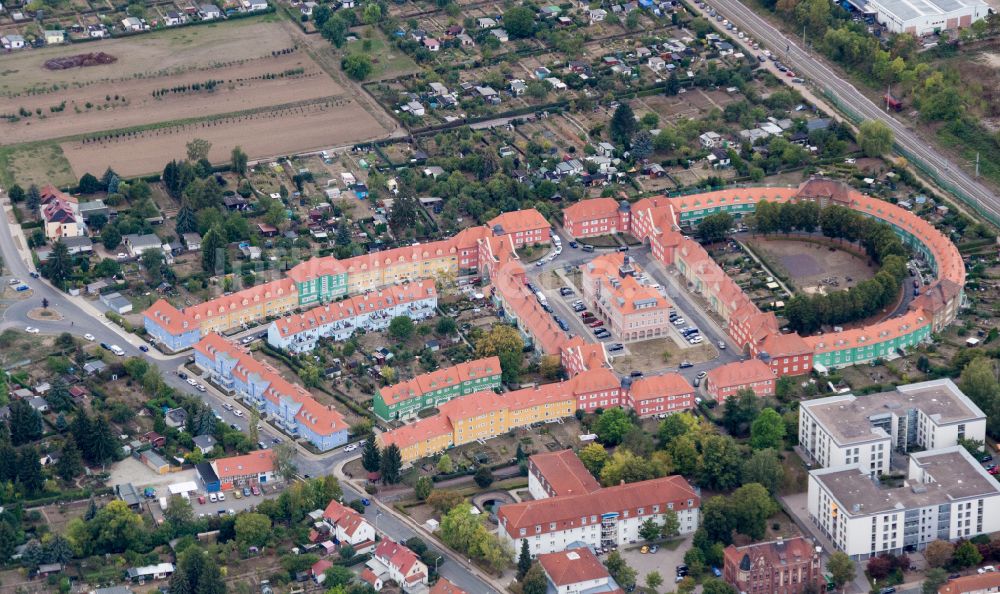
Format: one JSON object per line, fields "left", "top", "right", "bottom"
{"left": 0, "top": 196, "right": 498, "bottom": 593}
{"left": 695, "top": 0, "right": 1000, "bottom": 223}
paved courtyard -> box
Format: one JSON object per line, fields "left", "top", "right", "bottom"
{"left": 618, "top": 534, "right": 693, "bottom": 589}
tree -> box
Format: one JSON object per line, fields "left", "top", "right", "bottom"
{"left": 923, "top": 540, "right": 954, "bottom": 568}
{"left": 435, "top": 318, "right": 457, "bottom": 336}
{"left": 741, "top": 448, "right": 785, "bottom": 495}
{"left": 521, "top": 563, "right": 548, "bottom": 594}
{"left": 8, "top": 184, "right": 24, "bottom": 203}
{"left": 594, "top": 408, "right": 633, "bottom": 446}
{"left": 321, "top": 14, "right": 348, "bottom": 46}
{"left": 639, "top": 518, "right": 661, "bottom": 542}
{"left": 750, "top": 408, "right": 786, "bottom": 450}
{"left": 922, "top": 568, "right": 948, "bottom": 594}
{"left": 475, "top": 324, "right": 524, "bottom": 383}
{"left": 827, "top": 552, "right": 855, "bottom": 590}
{"left": 186, "top": 138, "right": 212, "bottom": 162}
{"left": 26, "top": 184, "right": 41, "bottom": 211}
{"left": 141, "top": 248, "right": 166, "bottom": 284}
{"left": 78, "top": 172, "right": 101, "bottom": 194}
{"left": 101, "top": 225, "right": 122, "bottom": 250}
{"left": 722, "top": 389, "right": 760, "bottom": 437}
{"left": 43, "top": 240, "right": 74, "bottom": 287}
{"left": 164, "top": 495, "right": 194, "bottom": 529}
{"left": 56, "top": 437, "right": 84, "bottom": 482}
{"left": 702, "top": 579, "right": 738, "bottom": 594}
{"left": 665, "top": 71, "right": 681, "bottom": 95}
{"left": 235, "top": 512, "right": 272, "bottom": 549}
{"left": 646, "top": 570, "right": 663, "bottom": 592}
{"left": 866, "top": 554, "right": 894, "bottom": 580}
{"left": 389, "top": 194, "right": 418, "bottom": 233}
{"left": 9, "top": 399, "right": 43, "bottom": 445}
{"left": 699, "top": 434, "right": 743, "bottom": 491}
{"left": 857, "top": 120, "right": 893, "bottom": 157}
{"left": 231, "top": 146, "right": 248, "bottom": 176}
{"left": 517, "top": 539, "right": 532, "bottom": 580}
{"left": 953, "top": 540, "right": 983, "bottom": 568}
{"left": 436, "top": 453, "right": 453, "bottom": 474}
{"left": 341, "top": 54, "right": 373, "bottom": 81}
{"left": 610, "top": 103, "right": 637, "bottom": 146}
{"left": 474, "top": 466, "right": 494, "bottom": 488}
{"left": 88, "top": 416, "right": 119, "bottom": 465}
{"left": 599, "top": 448, "right": 667, "bottom": 486}
{"left": 578, "top": 443, "right": 608, "bottom": 477}
{"left": 200, "top": 225, "right": 227, "bottom": 274}
{"left": 362, "top": 1, "right": 381, "bottom": 23}
{"left": 381, "top": 444, "right": 402, "bottom": 484}
{"left": 503, "top": 6, "right": 535, "bottom": 38}
{"left": 604, "top": 551, "right": 636, "bottom": 589}
{"left": 273, "top": 441, "right": 298, "bottom": 482}
{"left": 17, "top": 446, "right": 44, "bottom": 495}
{"left": 427, "top": 489, "right": 463, "bottom": 513}
{"left": 389, "top": 316, "right": 415, "bottom": 341}
{"left": 697, "top": 212, "right": 734, "bottom": 244}
{"left": 414, "top": 476, "right": 433, "bottom": 501}
{"left": 729, "top": 484, "right": 778, "bottom": 540}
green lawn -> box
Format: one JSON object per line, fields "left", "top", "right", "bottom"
{"left": 343, "top": 27, "right": 421, "bottom": 81}
{"left": 0, "top": 142, "right": 76, "bottom": 189}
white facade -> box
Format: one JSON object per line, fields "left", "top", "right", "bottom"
{"left": 807, "top": 447, "right": 1000, "bottom": 560}
{"left": 867, "top": 0, "right": 989, "bottom": 35}
{"left": 528, "top": 472, "right": 550, "bottom": 501}
{"left": 799, "top": 379, "right": 986, "bottom": 477}
{"left": 505, "top": 506, "right": 699, "bottom": 557}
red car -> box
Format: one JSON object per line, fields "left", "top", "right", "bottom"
{"left": 251, "top": 485, "right": 261, "bottom": 496}
{"left": 198, "top": 496, "right": 206, "bottom": 504}
{"left": 786, "top": 71, "right": 795, "bottom": 77}
{"left": 581, "top": 312, "right": 594, "bottom": 319}
{"left": 588, "top": 320, "right": 604, "bottom": 328}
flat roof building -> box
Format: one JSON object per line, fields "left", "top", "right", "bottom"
{"left": 799, "top": 379, "right": 986, "bottom": 477}
{"left": 864, "top": 0, "right": 988, "bottom": 36}
{"left": 807, "top": 446, "right": 1000, "bottom": 559}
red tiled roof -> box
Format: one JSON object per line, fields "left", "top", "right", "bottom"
{"left": 563, "top": 198, "right": 620, "bottom": 223}
{"left": 538, "top": 548, "right": 616, "bottom": 589}
{"left": 938, "top": 572, "right": 1000, "bottom": 594}
{"left": 323, "top": 498, "right": 369, "bottom": 537}
{"left": 144, "top": 299, "right": 196, "bottom": 335}
{"left": 194, "top": 334, "right": 347, "bottom": 437}
{"left": 213, "top": 451, "right": 274, "bottom": 479}
{"left": 759, "top": 332, "right": 812, "bottom": 357}
{"left": 374, "top": 538, "right": 422, "bottom": 576}
{"left": 379, "top": 355, "right": 501, "bottom": 405}
{"left": 360, "top": 568, "right": 381, "bottom": 587}
{"left": 706, "top": 359, "right": 774, "bottom": 389}
{"left": 498, "top": 475, "right": 699, "bottom": 537}
{"left": 378, "top": 414, "right": 453, "bottom": 450}
{"left": 186, "top": 278, "right": 298, "bottom": 323}
{"left": 629, "top": 373, "right": 693, "bottom": 403}
{"left": 429, "top": 577, "right": 469, "bottom": 594}
{"left": 488, "top": 208, "right": 549, "bottom": 234}
{"left": 530, "top": 450, "right": 601, "bottom": 497}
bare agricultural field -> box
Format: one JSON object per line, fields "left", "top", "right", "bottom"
{"left": 61, "top": 96, "right": 386, "bottom": 177}
{"left": 745, "top": 237, "right": 877, "bottom": 294}
{"left": 0, "top": 18, "right": 293, "bottom": 96}
{"left": 0, "top": 52, "right": 344, "bottom": 144}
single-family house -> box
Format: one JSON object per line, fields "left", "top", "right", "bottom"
{"left": 79, "top": 199, "right": 110, "bottom": 222}
{"left": 126, "top": 563, "right": 175, "bottom": 583}
{"left": 124, "top": 233, "right": 163, "bottom": 257}
{"left": 121, "top": 17, "right": 144, "bottom": 31}
{"left": 589, "top": 8, "right": 607, "bottom": 23}
{"left": 510, "top": 79, "right": 527, "bottom": 96}
{"left": 369, "top": 539, "right": 428, "bottom": 592}
{"left": 192, "top": 435, "right": 216, "bottom": 454}
{"left": 199, "top": 4, "right": 222, "bottom": 19}
{"left": 456, "top": 32, "right": 474, "bottom": 46}
{"left": 165, "top": 10, "right": 185, "bottom": 25}
{"left": 182, "top": 232, "right": 202, "bottom": 251}
{"left": 699, "top": 131, "right": 722, "bottom": 148}
{"left": 405, "top": 101, "right": 426, "bottom": 116}
{"left": 490, "top": 28, "right": 509, "bottom": 42}
{"left": 165, "top": 407, "right": 188, "bottom": 428}
{"left": 88, "top": 24, "right": 108, "bottom": 38}
{"left": 1, "top": 34, "right": 25, "bottom": 49}
{"left": 709, "top": 148, "right": 731, "bottom": 168}
{"left": 477, "top": 17, "right": 497, "bottom": 28}
{"left": 242, "top": 0, "right": 268, "bottom": 10}
{"left": 421, "top": 37, "right": 439, "bottom": 51}
{"left": 44, "top": 30, "right": 65, "bottom": 44}
{"left": 100, "top": 291, "right": 133, "bottom": 314}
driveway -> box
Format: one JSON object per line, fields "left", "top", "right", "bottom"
{"left": 617, "top": 535, "right": 692, "bottom": 588}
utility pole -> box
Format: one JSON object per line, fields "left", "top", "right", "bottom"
{"left": 886, "top": 84, "right": 890, "bottom": 113}
{"left": 976, "top": 152, "right": 980, "bottom": 178}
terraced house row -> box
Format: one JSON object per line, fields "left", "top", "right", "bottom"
{"left": 377, "top": 365, "right": 694, "bottom": 464}
{"left": 372, "top": 356, "right": 503, "bottom": 422}
{"left": 265, "top": 280, "right": 438, "bottom": 354}
{"left": 144, "top": 210, "right": 553, "bottom": 352}
{"left": 564, "top": 178, "right": 965, "bottom": 373}
{"left": 192, "top": 333, "right": 349, "bottom": 451}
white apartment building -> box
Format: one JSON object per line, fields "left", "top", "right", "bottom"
{"left": 799, "top": 379, "right": 986, "bottom": 477}
{"left": 497, "top": 475, "right": 700, "bottom": 556}
{"left": 267, "top": 280, "right": 437, "bottom": 353}
{"left": 807, "top": 447, "right": 1000, "bottom": 559}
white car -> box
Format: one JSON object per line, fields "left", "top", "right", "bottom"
{"left": 25, "top": 326, "right": 39, "bottom": 334}
{"left": 110, "top": 345, "right": 125, "bottom": 356}
{"left": 186, "top": 378, "right": 199, "bottom": 387}
{"left": 209, "top": 493, "right": 218, "bottom": 503}
{"left": 217, "top": 492, "right": 226, "bottom": 501}
{"left": 196, "top": 384, "right": 206, "bottom": 392}
{"left": 84, "top": 333, "right": 95, "bottom": 341}
{"left": 8, "top": 278, "right": 20, "bottom": 286}
{"left": 233, "top": 409, "right": 243, "bottom": 417}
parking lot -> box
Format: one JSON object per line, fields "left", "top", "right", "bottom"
{"left": 618, "top": 535, "right": 693, "bottom": 588}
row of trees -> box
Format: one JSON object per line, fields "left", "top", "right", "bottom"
{"left": 746, "top": 201, "right": 910, "bottom": 333}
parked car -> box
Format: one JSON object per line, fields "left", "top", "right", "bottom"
{"left": 679, "top": 361, "right": 693, "bottom": 369}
